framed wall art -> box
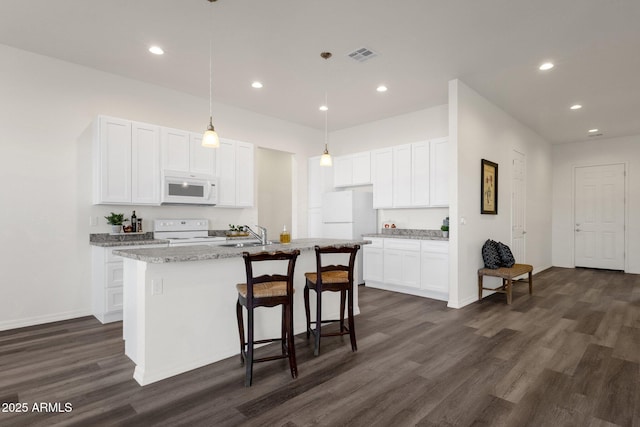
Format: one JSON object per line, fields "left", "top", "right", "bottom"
{"left": 481, "top": 159, "right": 498, "bottom": 214}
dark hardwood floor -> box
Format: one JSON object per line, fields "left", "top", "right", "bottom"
{"left": 1, "top": 267, "right": 639, "bottom": 426}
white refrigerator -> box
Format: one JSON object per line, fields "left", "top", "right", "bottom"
{"left": 322, "top": 191, "right": 377, "bottom": 284}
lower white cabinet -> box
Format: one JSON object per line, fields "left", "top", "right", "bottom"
{"left": 383, "top": 239, "right": 421, "bottom": 288}
{"left": 92, "top": 244, "right": 167, "bottom": 323}
{"left": 420, "top": 241, "right": 449, "bottom": 297}
{"left": 363, "top": 238, "right": 384, "bottom": 283}
{"left": 364, "top": 238, "right": 449, "bottom": 301}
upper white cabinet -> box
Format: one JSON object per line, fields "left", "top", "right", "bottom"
{"left": 161, "top": 128, "right": 216, "bottom": 177}
{"left": 334, "top": 151, "right": 371, "bottom": 187}
{"left": 412, "top": 141, "right": 430, "bottom": 207}
{"left": 216, "top": 138, "right": 254, "bottom": 208}
{"left": 132, "top": 122, "right": 161, "bottom": 204}
{"left": 392, "top": 144, "right": 413, "bottom": 207}
{"left": 93, "top": 116, "right": 160, "bottom": 205}
{"left": 429, "top": 137, "right": 449, "bottom": 206}
{"left": 371, "top": 148, "right": 393, "bottom": 208}
{"left": 371, "top": 138, "right": 448, "bottom": 209}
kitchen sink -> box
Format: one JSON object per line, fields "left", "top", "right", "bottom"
{"left": 216, "top": 241, "right": 274, "bottom": 248}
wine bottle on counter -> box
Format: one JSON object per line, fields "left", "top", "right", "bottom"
{"left": 131, "top": 211, "right": 137, "bottom": 232}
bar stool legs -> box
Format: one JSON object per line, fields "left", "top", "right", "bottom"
{"left": 235, "top": 250, "right": 299, "bottom": 387}
{"left": 303, "top": 245, "right": 360, "bottom": 356}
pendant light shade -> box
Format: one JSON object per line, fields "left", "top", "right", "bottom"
{"left": 203, "top": 118, "right": 220, "bottom": 148}
{"left": 320, "top": 145, "right": 332, "bottom": 167}
{"left": 319, "top": 51, "right": 332, "bottom": 167}
{"left": 202, "top": 0, "right": 220, "bottom": 148}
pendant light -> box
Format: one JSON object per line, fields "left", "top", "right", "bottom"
{"left": 202, "top": 0, "right": 220, "bottom": 148}
{"left": 319, "top": 51, "right": 333, "bottom": 167}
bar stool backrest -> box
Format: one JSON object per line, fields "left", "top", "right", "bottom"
{"left": 242, "top": 250, "right": 300, "bottom": 304}
{"left": 313, "top": 245, "right": 360, "bottom": 287}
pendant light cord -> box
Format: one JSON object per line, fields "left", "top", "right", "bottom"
{"left": 209, "top": 4, "right": 213, "bottom": 121}
{"left": 323, "top": 52, "right": 330, "bottom": 148}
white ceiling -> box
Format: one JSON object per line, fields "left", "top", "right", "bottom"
{"left": 1, "top": 0, "right": 639, "bottom": 144}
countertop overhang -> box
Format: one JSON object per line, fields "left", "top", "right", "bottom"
{"left": 112, "top": 238, "right": 370, "bottom": 263}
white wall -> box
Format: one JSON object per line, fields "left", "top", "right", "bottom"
{"left": 552, "top": 135, "right": 640, "bottom": 273}
{"left": 448, "top": 80, "right": 553, "bottom": 308}
{"left": 329, "top": 105, "right": 450, "bottom": 230}
{"left": 256, "top": 148, "right": 293, "bottom": 241}
{"left": 0, "top": 44, "right": 321, "bottom": 330}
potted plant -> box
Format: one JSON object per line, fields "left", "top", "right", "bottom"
{"left": 105, "top": 212, "right": 125, "bottom": 234}
{"left": 440, "top": 225, "right": 449, "bottom": 238}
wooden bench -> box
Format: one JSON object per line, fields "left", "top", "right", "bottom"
{"left": 477, "top": 263, "right": 533, "bottom": 304}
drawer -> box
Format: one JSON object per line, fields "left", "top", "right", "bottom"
{"left": 106, "top": 288, "right": 124, "bottom": 312}
{"left": 384, "top": 238, "right": 421, "bottom": 252}
{"left": 106, "top": 262, "right": 124, "bottom": 288}
{"left": 421, "top": 240, "right": 449, "bottom": 254}
{"left": 366, "top": 237, "right": 384, "bottom": 248}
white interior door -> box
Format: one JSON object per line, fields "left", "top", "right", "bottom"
{"left": 511, "top": 150, "right": 526, "bottom": 263}
{"left": 574, "top": 164, "right": 625, "bottom": 270}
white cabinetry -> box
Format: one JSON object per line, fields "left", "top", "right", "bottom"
{"left": 161, "top": 128, "right": 216, "bottom": 177}
{"left": 334, "top": 151, "right": 371, "bottom": 187}
{"left": 91, "top": 243, "right": 167, "bottom": 323}
{"left": 383, "top": 239, "right": 421, "bottom": 288}
{"left": 93, "top": 116, "right": 160, "bottom": 205}
{"left": 132, "top": 122, "right": 161, "bottom": 204}
{"left": 392, "top": 144, "right": 413, "bottom": 207}
{"left": 420, "top": 240, "right": 449, "bottom": 298}
{"left": 412, "top": 141, "right": 430, "bottom": 206}
{"left": 429, "top": 137, "right": 449, "bottom": 206}
{"left": 364, "top": 238, "right": 449, "bottom": 301}
{"left": 363, "top": 238, "right": 384, "bottom": 283}
{"left": 308, "top": 156, "right": 333, "bottom": 208}
{"left": 371, "top": 138, "right": 448, "bottom": 209}
{"left": 371, "top": 148, "right": 393, "bottom": 208}
{"left": 216, "top": 138, "right": 254, "bottom": 207}
{"left": 308, "top": 156, "right": 333, "bottom": 237}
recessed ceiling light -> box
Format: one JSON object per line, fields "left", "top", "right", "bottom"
{"left": 148, "top": 46, "right": 164, "bottom": 55}
{"left": 539, "top": 62, "right": 554, "bottom": 71}
{"left": 251, "top": 81, "right": 263, "bottom": 89}
{"left": 570, "top": 104, "right": 583, "bottom": 110}
{"left": 319, "top": 105, "right": 328, "bottom": 111}
{"left": 376, "top": 85, "right": 388, "bottom": 92}
{"left": 588, "top": 128, "right": 599, "bottom": 133}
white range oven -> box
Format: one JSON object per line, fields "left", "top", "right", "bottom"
{"left": 154, "top": 219, "right": 226, "bottom": 246}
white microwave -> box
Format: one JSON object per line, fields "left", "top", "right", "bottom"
{"left": 161, "top": 171, "right": 218, "bottom": 205}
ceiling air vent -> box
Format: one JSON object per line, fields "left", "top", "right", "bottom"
{"left": 588, "top": 133, "right": 604, "bottom": 137}
{"left": 347, "top": 47, "right": 378, "bottom": 63}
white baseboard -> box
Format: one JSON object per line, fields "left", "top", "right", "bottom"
{"left": 0, "top": 309, "right": 93, "bottom": 332}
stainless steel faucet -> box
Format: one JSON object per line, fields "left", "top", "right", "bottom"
{"left": 243, "top": 225, "right": 268, "bottom": 245}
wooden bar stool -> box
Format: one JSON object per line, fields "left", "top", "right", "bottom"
{"left": 304, "top": 245, "right": 360, "bottom": 356}
{"left": 235, "top": 250, "right": 300, "bottom": 387}
{"left": 477, "top": 263, "right": 533, "bottom": 304}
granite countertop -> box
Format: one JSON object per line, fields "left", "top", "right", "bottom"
{"left": 363, "top": 228, "right": 448, "bottom": 241}
{"left": 112, "top": 238, "right": 371, "bottom": 264}
{"left": 89, "top": 232, "right": 169, "bottom": 247}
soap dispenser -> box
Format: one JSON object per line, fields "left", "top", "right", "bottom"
{"left": 280, "top": 225, "right": 291, "bottom": 244}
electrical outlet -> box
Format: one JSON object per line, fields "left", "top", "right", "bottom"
{"left": 89, "top": 216, "right": 98, "bottom": 226}
{"left": 152, "top": 279, "right": 163, "bottom": 295}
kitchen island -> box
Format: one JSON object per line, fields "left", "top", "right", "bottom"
{"left": 113, "top": 238, "right": 368, "bottom": 386}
